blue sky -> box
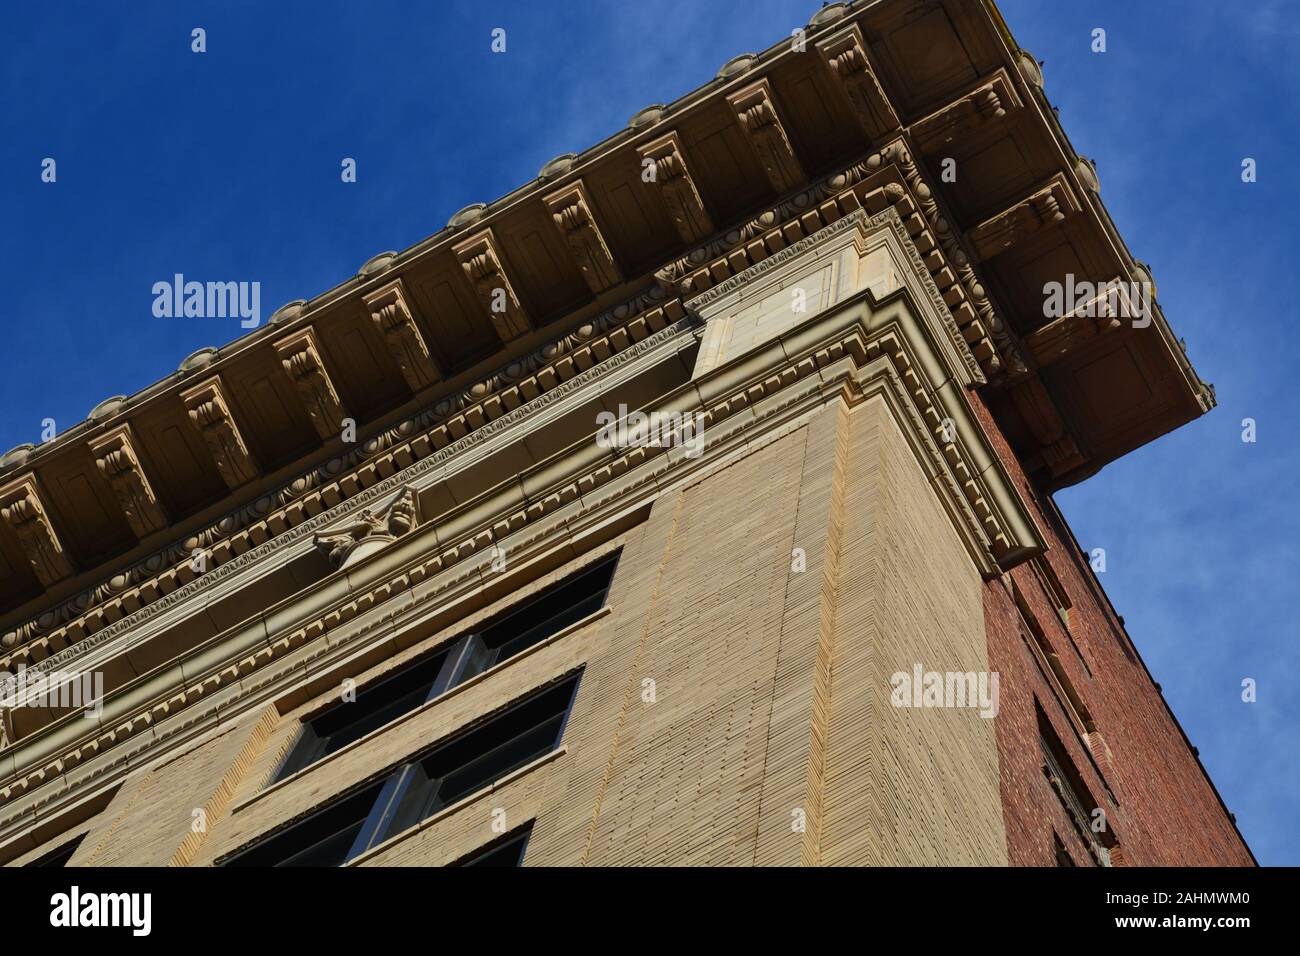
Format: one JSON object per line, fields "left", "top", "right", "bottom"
{"left": 1, "top": 2, "right": 1295, "bottom": 864}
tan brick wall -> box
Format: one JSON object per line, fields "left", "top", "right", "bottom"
{"left": 819, "top": 395, "right": 1007, "bottom": 866}
{"left": 523, "top": 394, "right": 1004, "bottom": 866}
{"left": 32, "top": 394, "right": 1006, "bottom": 867}
{"left": 68, "top": 709, "right": 276, "bottom": 866}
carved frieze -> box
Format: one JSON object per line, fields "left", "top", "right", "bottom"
{"left": 815, "top": 24, "right": 899, "bottom": 141}
{"left": 274, "top": 326, "right": 347, "bottom": 439}
{"left": 726, "top": 78, "right": 804, "bottom": 194}
{"left": 179, "top": 377, "right": 258, "bottom": 490}
{"left": 452, "top": 228, "right": 530, "bottom": 344}
{"left": 313, "top": 486, "right": 420, "bottom": 570}
{"left": 0, "top": 475, "right": 73, "bottom": 587}
{"left": 967, "top": 173, "right": 1082, "bottom": 262}
{"left": 543, "top": 179, "right": 621, "bottom": 295}
{"left": 361, "top": 280, "right": 442, "bottom": 394}
{"left": 88, "top": 424, "right": 167, "bottom": 539}
{"left": 637, "top": 130, "right": 713, "bottom": 245}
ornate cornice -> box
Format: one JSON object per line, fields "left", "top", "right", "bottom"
{"left": 727, "top": 78, "right": 804, "bottom": 194}
{"left": 0, "top": 476, "right": 72, "bottom": 591}
{"left": 362, "top": 279, "right": 443, "bottom": 393}
{"left": 452, "top": 228, "right": 530, "bottom": 343}
{"left": 543, "top": 179, "right": 621, "bottom": 295}
{"left": 8, "top": 311, "right": 685, "bottom": 678}
{"left": 636, "top": 130, "right": 713, "bottom": 245}
{"left": 0, "top": 259, "right": 1043, "bottom": 807}
{"left": 87, "top": 424, "right": 167, "bottom": 539}
{"left": 274, "top": 326, "right": 347, "bottom": 440}
{"left": 0, "top": 283, "right": 677, "bottom": 662}
{"left": 879, "top": 139, "right": 1024, "bottom": 378}
{"left": 180, "top": 377, "right": 258, "bottom": 490}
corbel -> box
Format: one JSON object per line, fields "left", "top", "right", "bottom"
{"left": 87, "top": 423, "right": 168, "bottom": 539}
{"left": 179, "top": 376, "right": 258, "bottom": 490}
{"left": 909, "top": 69, "right": 1022, "bottom": 154}
{"left": 815, "top": 23, "right": 899, "bottom": 141}
{"left": 543, "top": 179, "right": 621, "bottom": 295}
{"left": 273, "top": 326, "right": 349, "bottom": 439}
{"left": 451, "top": 228, "right": 530, "bottom": 344}
{"left": 0, "top": 474, "right": 74, "bottom": 587}
{"left": 725, "top": 78, "right": 804, "bottom": 194}
{"left": 637, "top": 130, "right": 713, "bottom": 244}
{"left": 1009, "top": 377, "right": 1085, "bottom": 478}
{"left": 967, "top": 173, "right": 1082, "bottom": 262}
{"left": 1024, "top": 277, "right": 1128, "bottom": 367}
{"left": 361, "top": 279, "right": 443, "bottom": 394}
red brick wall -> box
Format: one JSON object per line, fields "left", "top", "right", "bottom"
{"left": 971, "top": 394, "right": 1254, "bottom": 866}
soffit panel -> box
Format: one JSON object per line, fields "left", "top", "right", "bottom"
{"left": 221, "top": 347, "right": 318, "bottom": 472}
{"left": 314, "top": 302, "right": 409, "bottom": 420}
{"left": 768, "top": 56, "right": 866, "bottom": 176}
{"left": 131, "top": 397, "right": 229, "bottom": 518}
{"left": 922, "top": 114, "right": 1061, "bottom": 227}
{"left": 863, "top": 2, "right": 980, "bottom": 120}
{"left": 39, "top": 448, "right": 134, "bottom": 566}
{"left": 583, "top": 152, "right": 679, "bottom": 278}
{"left": 681, "top": 101, "right": 772, "bottom": 226}
{"left": 984, "top": 215, "right": 1122, "bottom": 338}
{"left": 0, "top": 525, "right": 41, "bottom": 610}
{"left": 402, "top": 258, "right": 497, "bottom": 372}
{"left": 496, "top": 204, "right": 591, "bottom": 323}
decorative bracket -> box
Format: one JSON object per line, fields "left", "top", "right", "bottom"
{"left": 543, "top": 179, "right": 621, "bottom": 295}
{"left": 179, "top": 376, "right": 258, "bottom": 490}
{"left": 274, "top": 326, "right": 348, "bottom": 439}
{"left": 0, "top": 475, "right": 74, "bottom": 587}
{"left": 637, "top": 130, "right": 714, "bottom": 245}
{"left": 726, "top": 78, "right": 804, "bottom": 194}
{"left": 815, "top": 24, "right": 899, "bottom": 141}
{"left": 967, "top": 173, "right": 1081, "bottom": 262}
{"left": 1024, "top": 277, "right": 1128, "bottom": 367}
{"left": 452, "top": 228, "right": 530, "bottom": 344}
{"left": 909, "top": 69, "right": 1022, "bottom": 154}
{"left": 361, "top": 279, "right": 443, "bottom": 394}
{"left": 1009, "top": 377, "right": 1085, "bottom": 478}
{"left": 88, "top": 424, "right": 168, "bottom": 539}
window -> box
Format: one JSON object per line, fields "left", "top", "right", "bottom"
{"left": 1052, "top": 831, "right": 1076, "bottom": 867}
{"left": 455, "top": 825, "right": 533, "bottom": 867}
{"left": 275, "top": 554, "right": 616, "bottom": 782}
{"left": 226, "top": 674, "right": 580, "bottom": 866}
{"left": 1037, "top": 703, "right": 1117, "bottom": 866}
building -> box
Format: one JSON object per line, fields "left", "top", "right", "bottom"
{"left": 0, "top": 0, "right": 1253, "bottom": 867}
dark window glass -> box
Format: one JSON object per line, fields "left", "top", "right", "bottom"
{"left": 389, "top": 678, "right": 579, "bottom": 834}
{"left": 1037, "top": 703, "right": 1116, "bottom": 866}
{"left": 472, "top": 557, "right": 617, "bottom": 674}
{"left": 276, "top": 651, "right": 450, "bottom": 780}
{"left": 26, "top": 834, "right": 84, "bottom": 867}
{"left": 274, "top": 553, "right": 616, "bottom": 783}
{"left": 224, "top": 784, "right": 382, "bottom": 867}
{"left": 457, "top": 825, "right": 533, "bottom": 867}
{"left": 226, "top": 674, "right": 580, "bottom": 867}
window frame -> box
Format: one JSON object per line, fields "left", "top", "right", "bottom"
{"left": 226, "top": 672, "right": 582, "bottom": 867}
{"left": 271, "top": 554, "right": 617, "bottom": 785}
